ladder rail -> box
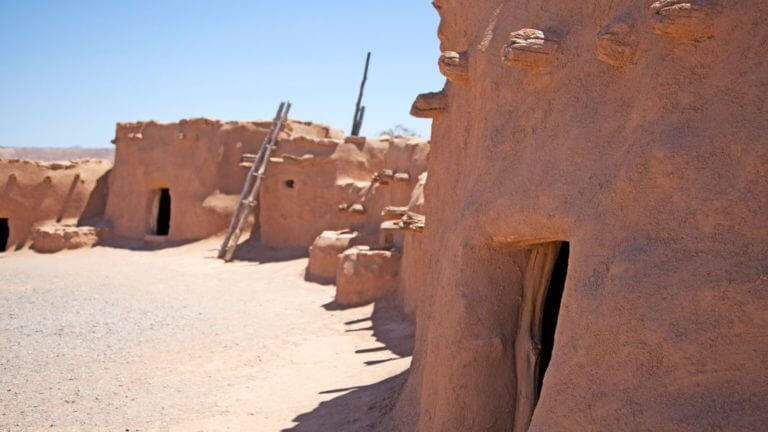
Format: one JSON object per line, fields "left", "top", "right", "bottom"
{"left": 218, "top": 102, "right": 286, "bottom": 259}
{"left": 221, "top": 101, "right": 292, "bottom": 262}
{"left": 223, "top": 102, "right": 291, "bottom": 262}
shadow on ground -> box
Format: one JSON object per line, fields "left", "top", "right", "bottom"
{"left": 95, "top": 236, "right": 199, "bottom": 251}
{"left": 229, "top": 237, "right": 307, "bottom": 264}
{"left": 324, "top": 295, "right": 415, "bottom": 358}
{"left": 281, "top": 370, "right": 409, "bottom": 432}
{"left": 283, "top": 295, "right": 415, "bottom": 431}
{"left": 366, "top": 296, "right": 415, "bottom": 358}
{"left": 95, "top": 231, "right": 307, "bottom": 263}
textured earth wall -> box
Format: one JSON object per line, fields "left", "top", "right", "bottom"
{"left": 0, "top": 159, "right": 112, "bottom": 250}
{"left": 393, "top": 0, "right": 768, "bottom": 430}
{"left": 104, "top": 118, "right": 340, "bottom": 241}
{"left": 260, "top": 136, "right": 429, "bottom": 249}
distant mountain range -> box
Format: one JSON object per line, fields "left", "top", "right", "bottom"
{"left": 0, "top": 147, "right": 114, "bottom": 161}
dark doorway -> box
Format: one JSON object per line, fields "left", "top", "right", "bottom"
{"left": 537, "top": 241, "right": 570, "bottom": 398}
{"left": 513, "top": 241, "right": 570, "bottom": 431}
{"left": 0, "top": 218, "right": 8, "bottom": 252}
{"left": 155, "top": 188, "right": 171, "bottom": 236}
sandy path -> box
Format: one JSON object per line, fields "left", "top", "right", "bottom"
{"left": 0, "top": 238, "right": 411, "bottom": 431}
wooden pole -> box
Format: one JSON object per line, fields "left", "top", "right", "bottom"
{"left": 355, "top": 106, "right": 366, "bottom": 136}
{"left": 351, "top": 52, "right": 371, "bottom": 136}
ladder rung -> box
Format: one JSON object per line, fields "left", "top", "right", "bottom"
{"left": 241, "top": 153, "right": 258, "bottom": 163}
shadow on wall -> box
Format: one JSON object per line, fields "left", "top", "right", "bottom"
{"left": 78, "top": 169, "right": 111, "bottom": 226}
{"left": 79, "top": 169, "right": 195, "bottom": 252}
{"left": 281, "top": 370, "right": 408, "bottom": 432}
{"left": 1, "top": 176, "right": 56, "bottom": 251}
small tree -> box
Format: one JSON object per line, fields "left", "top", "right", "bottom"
{"left": 379, "top": 124, "right": 422, "bottom": 138}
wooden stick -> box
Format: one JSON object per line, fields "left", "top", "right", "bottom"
{"left": 354, "top": 106, "right": 366, "bottom": 137}
{"left": 351, "top": 52, "right": 371, "bottom": 136}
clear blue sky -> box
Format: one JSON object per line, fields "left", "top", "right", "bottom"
{"left": 0, "top": 1, "right": 442, "bottom": 148}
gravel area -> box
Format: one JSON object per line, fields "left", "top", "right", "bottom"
{"left": 0, "top": 238, "right": 411, "bottom": 431}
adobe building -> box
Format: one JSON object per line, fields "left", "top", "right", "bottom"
{"left": 103, "top": 118, "right": 344, "bottom": 242}
{"left": 305, "top": 170, "right": 428, "bottom": 312}
{"left": 390, "top": 0, "right": 768, "bottom": 431}
{"left": 104, "top": 117, "right": 429, "bottom": 254}
{"left": 261, "top": 134, "right": 429, "bottom": 249}
{"left": 0, "top": 159, "right": 111, "bottom": 253}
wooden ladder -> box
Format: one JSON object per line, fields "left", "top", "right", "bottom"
{"left": 218, "top": 101, "right": 292, "bottom": 262}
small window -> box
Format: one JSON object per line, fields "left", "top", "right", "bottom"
{"left": 284, "top": 179, "right": 295, "bottom": 189}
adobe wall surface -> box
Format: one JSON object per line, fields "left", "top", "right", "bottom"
{"left": 394, "top": 1, "right": 768, "bottom": 431}
{"left": 0, "top": 159, "right": 112, "bottom": 251}
{"left": 104, "top": 118, "right": 341, "bottom": 241}
{"left": 396, "top": 172, "right": 428, "bottom": 321}
{"left": 259, "top": 136, "right": 429, "bottom": 249}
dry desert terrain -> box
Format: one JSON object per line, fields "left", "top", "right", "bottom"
{"left": 0, "top": 238, "right": 412, "bottom": 431}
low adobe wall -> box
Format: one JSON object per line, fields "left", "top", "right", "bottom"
{"left": 260, "top": 135, "right": 429, "bottom": 249}
{"left": 0, "top": 159, "right": 112, "bottom": 251}
{"left": 395, "top": 172, "right": 428, "bottom": 321}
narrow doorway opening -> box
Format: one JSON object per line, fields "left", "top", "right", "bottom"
{"left": 537, "top": 241, "right": 569, "bottom": 399}
{"left": 155, "top": 188, "right": 171, "bottom": 236}
{"left": 513, "top": 240, "right": 570, "bottom": 431}
{"left": 0, "top": 218, "right": 9, "bottom": 252}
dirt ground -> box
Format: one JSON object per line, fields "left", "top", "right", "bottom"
{"left": 0, "top": 238, "right": 413, "bottom": 431}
